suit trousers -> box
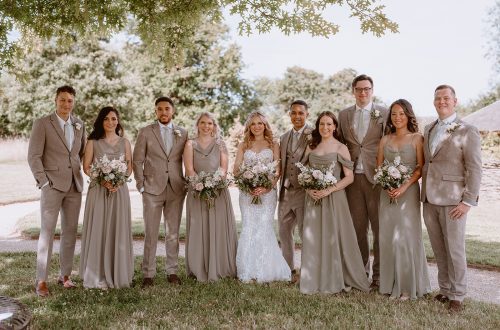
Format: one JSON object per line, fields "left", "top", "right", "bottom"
{"left": 423, "top": 202, "right": 467, "bottom": 301}
{"left": 345, "top": 174, "right": 381, "bottom": 280}
{"left": 36, "top": 182, "right": 81, "bottom": 282}
{"left": 278, "top": 187, "right": 305, "bottom": 270}
{"left": 142, "top": 182, "right": 186, "bottom": 277}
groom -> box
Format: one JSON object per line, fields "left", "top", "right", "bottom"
{"left": 28, "top": 85, "right": 86, "bottom": 297}
{"left": 422, "top": 85, "right": 482, "bottom": 312}
{"left": 337, "top": 74, "right": 387, "bottom": 288}
{"left": 278, "top": 100, "right": 312, "bottom": 281}
{"left": 133, "top": 96, "right": 188, "bottom": 287}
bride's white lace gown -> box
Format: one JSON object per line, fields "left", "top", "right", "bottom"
{"left": 236, "top": 148, "right": 291, "bottom": 282}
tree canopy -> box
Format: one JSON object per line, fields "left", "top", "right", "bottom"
{"left": 0, "top": 0, "right": 398, "bottom": 69}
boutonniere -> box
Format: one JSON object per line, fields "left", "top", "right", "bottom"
{"left": 173, "top": 129, "right": 182, "bottom": 137}
{"left": 370, "top": 109, "right": 381, "bottom": 120}
{"left": 303, "top": 128, "right": 313, "bottom": 141}
{"left": 73, "top": 122, "right": 82, "bottom": 131}
{"left": 446, "top": 122, "right": 461, "bottom": 133}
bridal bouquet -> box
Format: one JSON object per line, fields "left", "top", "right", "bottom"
{"left": 295, "top": 162, "right": 338, "bottom": 205}
{"left": 186, "top": 169, "right": 229, "bottom": 208}
{"left": 234, "top": 159, "right": 279, "bottom": 204}
{"left": 373, "top": 155, "right": 412, "bottom": 204}
{"left": 89, "top": 154, "right": 130, "bottom": 191}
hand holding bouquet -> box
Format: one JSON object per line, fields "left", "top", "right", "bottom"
{"left": 295, "top": 162, "right": 338, "bottom": 205}
{"left": 373, "top": 155, "right": 412, "bottom": 204}
{"left": 89, "top": 154, "right": 130, "bottom": 194}
{"left": 234, "top": 159, "right": 279, "bottom": 204}
{"left": 186, "top": 168, "right": 230, "bottom": 208}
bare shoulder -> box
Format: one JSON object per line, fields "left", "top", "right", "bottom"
{"left": 412, "top": 132, "right": 424, "bottom": 144}
{"left": 336, "top": 143, "right": 351, "bottom": 159}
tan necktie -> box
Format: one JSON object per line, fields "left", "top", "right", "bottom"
{"left": 64, "top": 122, "right": 72, "bottom": 148}
{"left": 430, "top": 120, "right": 446, "bottom": 154}
{"left": 291, "top": 131, "right": 299, "bottom": 151}
{"left": 357, "top": 109, "right": 365, "bottom": 141}
{"left": 164, "top": 127, "right": 173, "bottom": 155}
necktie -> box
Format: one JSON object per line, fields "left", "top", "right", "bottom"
{"left": 164, "top": 127, "right": 173, "bottom": 155}
{"left": 64, "top": 122, "right": 72, "bottom": 148}
{"left": 357, "top": 109, "right": 365, "bottom": 140}
{"left": 430, "top": 121, "right": 446, "bottom": 154}
{"left": 291, "top": 131, "right": 299, "bottom": 151}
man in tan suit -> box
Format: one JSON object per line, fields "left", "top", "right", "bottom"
{"left": 278, "top": 100, "right": 312, "bottom": 280}
{"left": 422, "top": 85, "right": 481, "bottom": 312}
{"left": 27, "top": 85, "right": 86, "bottom": 297}
{"left": 133, "top": 96, "right": 188, "bottom": 287}
{"left": 337, "top": 74, "right": 387, "bottom": 288}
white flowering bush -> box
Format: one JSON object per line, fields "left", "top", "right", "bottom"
{"left": 186, "top": 168, "right": 229, "bottom": 208}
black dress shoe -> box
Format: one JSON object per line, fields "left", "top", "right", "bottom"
{"left": 434, "top": 294, "right": 450, "bottom": 303}
{"left": 141, "top": 277, "right": 154, "bottom": 288}
{"left": 167, "top": 274, "right": 181, "bottom": 285}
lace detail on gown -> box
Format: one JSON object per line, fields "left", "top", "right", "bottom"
{"left": 236, "top": 149, "right": 291, "bottom": 282}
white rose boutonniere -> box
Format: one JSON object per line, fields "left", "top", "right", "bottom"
{"left": 370, "top": 109, "right": 381, "bottom": 120}
{"left": 446, "top": 122, "right": 461, "bottom": 133}
{"left": 303, "top": 127, "right": 313, "bottom": 141}
{"left": 173, "top": 129, "right": 182, "bottom": 138}
{"left": 73, "top": 122, "right": 82, "bottom": 131}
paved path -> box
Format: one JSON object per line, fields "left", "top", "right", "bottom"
{"left": 1, "top": 199, "right": 499, "bottom": 305}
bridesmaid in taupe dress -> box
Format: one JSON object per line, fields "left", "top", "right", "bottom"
{"left": 183, "top": 112, "right": 238, "bottom": 281}
{"left": 80, "top": 106, "right": 134, "bottom": 289}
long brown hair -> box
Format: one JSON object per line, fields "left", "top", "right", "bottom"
{"left": 385, "top": 99, "right": 419, "bottom": 134}
{"left": 309, "top": 111, "right": 340, "bottom": 150}
{"left": 242, "top": 111, "right": 274, "bottom": 150}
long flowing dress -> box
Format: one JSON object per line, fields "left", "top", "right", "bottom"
{"left": 236, "top": 149, "right": 291, "bottom": 283}
{"left": 185, "top": 139, "right": 238, "bottom": 281}
{"left": 79, "top": 138, "right": 134, "bottom": 289}
{"left": 379, "top": 142, "right": 431, "bottom": 299}
{"left": 300, "top": 152, "right": 370, "bottom": 294}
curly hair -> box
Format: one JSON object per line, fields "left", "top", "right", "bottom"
{"left": 385, "top": 99, "right": 419, "bottom": 134}
{"left": 242, "top": 111, "right": 274, "bottom": 150}
{"left": 309, "top": 111, "right": 340, "bottom": 150}
{"left": 88, "top": 106, "right": 123, "bottom": 140}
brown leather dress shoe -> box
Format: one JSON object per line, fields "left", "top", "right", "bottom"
{"left": 58, "top": 276, "right": 76, "bottom": 288}
{"left": 167, "top": 274, "right": 181, "bottom": 285}
{"left": 141, "top": 277, "right": 154, "bottom": 288}
{"left": 369, "top": 280, "right": 380, "bottom": 290}
{"left": 290, "top": 270, "right": 300, "bottom": 284}
{"left": 434, "top": 294, "right": 450, "bottom": 303}
{"left": 36, "top": 281, "right": 50, "bottom": 297}
{"left": 449, "top": 300, "right": 463, "bottom": 312}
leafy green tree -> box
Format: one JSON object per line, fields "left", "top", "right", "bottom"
{"left": 0, "top": 0, "right": 398, "bottom": 69}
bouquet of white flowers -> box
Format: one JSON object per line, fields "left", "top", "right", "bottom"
{"left": 186, "top": 169, "right": 229, "bottom": 208}
{"left": 89, "top": 154, "right": 130, "bottom": 192}
{"left": 234, "top": 159, "right": 279, "bottom": 204}
{"left": 373, "top": 155, "right": 412, "bottom": 204}
{"left": 295, "top": 162, "right": 338, "bottom": 205}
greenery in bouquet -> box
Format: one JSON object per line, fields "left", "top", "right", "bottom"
{"left": 186, "top": 169, "right": 230, "bottom": 208}
{"left": 295, "top": 162, "right": 338, "bottom": 205}
{"left": 89, "top": 154, "right": 130, "bottom": 190}
{"left": 234, "top": 159, "right": 278, "bottom": 204}
{"left": 373, "top": 155, "right": 412, "bottom": 204}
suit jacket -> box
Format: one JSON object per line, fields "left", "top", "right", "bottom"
{"left": 27, "top": 113, "right": 86, "bottom": 192}
{"left": 337, "top": 104, "right": 388, "bottom": 184}
{"left": 133, "top": 122, "right": 188, "bottom": 195}
{"left": 421, "top": 117, "right": 482, "bottom": 206}
{"left": 279, "top": 125, "right": 312, "bottom": 200}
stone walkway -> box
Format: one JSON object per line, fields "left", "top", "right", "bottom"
{"left": 1, "top": 199, "right": 499, "bottom": 305}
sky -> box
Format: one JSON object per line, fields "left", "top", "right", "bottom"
{"left": 224, "top": 0, "right": 498, "bottom": 116}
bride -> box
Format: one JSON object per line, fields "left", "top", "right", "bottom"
{"left": 233, "top": 111, "right": 291, "bottom": 282}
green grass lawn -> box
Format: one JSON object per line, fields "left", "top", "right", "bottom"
{"left": 1, "top": 252, "right": 499, "bottom": 329}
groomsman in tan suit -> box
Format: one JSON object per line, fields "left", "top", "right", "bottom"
{"left": 278, "top": 100, "right": 312, "bottom": 280}
{"left": 422, "top": 85, "right": 481, "bottom": 312}
{"left": 337, "top": 74, "right": 387, "bottom": 288}
{"left": 27, "top": 85, "right": 86, "bottom": 297}
{"left": 133, "top": 96, "right": 188, "bottom": 287}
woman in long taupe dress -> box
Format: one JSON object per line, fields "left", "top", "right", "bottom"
{"left": 183, "top": 112, "right": 238, "bottom": 281}
{"left": 300, "top": 111, "right": 369, "bottom": 294}
{"left": 80, "top": 106, "right": 134, "bottom": 289}
{"left": 377, "top": 99, "right": 431, "bottom": 300}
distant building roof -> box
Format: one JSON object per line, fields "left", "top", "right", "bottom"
{"left": 462, "top": 100, "right": 500, "bottom": 131}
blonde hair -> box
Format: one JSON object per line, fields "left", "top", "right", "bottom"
{"left": 242, "top": 111, "right": 274, "bottom": 150}
{"left": 194, "top": 112, "right": 222, "bottom": 142}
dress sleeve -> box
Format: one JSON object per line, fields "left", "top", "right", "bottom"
{"left": 337, "top": 154, "right": 354, "bottom": 170}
